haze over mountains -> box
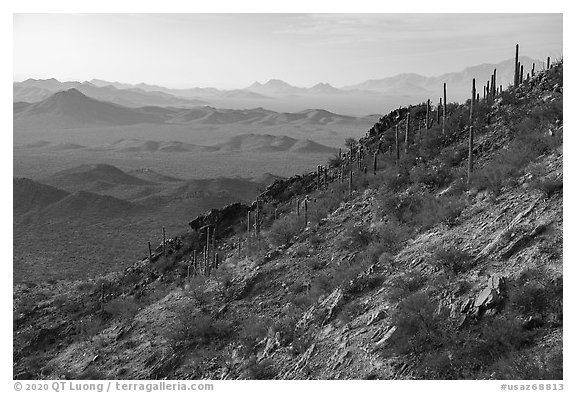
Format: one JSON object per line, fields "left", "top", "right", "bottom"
{"left": 13, "top": 88, "right": 377, "bottom": 130}
{"left": 14, "top": 56, "right": 543, "bottom": 115}
{"left": 16, "top": 134, "right": 337, "bottom": 154}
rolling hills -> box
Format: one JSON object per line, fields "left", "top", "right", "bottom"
{"left": 13, "top": 163, "right": 275, "bottom": 283}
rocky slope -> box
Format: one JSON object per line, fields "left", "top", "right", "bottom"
{"left": 13, "top": 62, "right": 563, "bottom": 380}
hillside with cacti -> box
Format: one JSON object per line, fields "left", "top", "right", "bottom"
{"left": 13, "top": 49, "right": 563, "bottom": 380}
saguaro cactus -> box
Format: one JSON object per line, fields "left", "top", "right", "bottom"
{"left": 206, "top": 226, "right": 210, "bottom": 265}
{"left": 442, "top": 83, "right": 447, "bottom": 135}
{"left": 520, "top": 65, "right": 524, "bottom": 83}
{"left": 148, "top": 241, "right": 152, "bottom": 262}
{"left": 547, "top": 56, "right": 550, "bottom": 70}
{"left": 348, "top": 170, "right": 353, "bottom": 199}
{"left": 532, "top": 63, "right": 535, "bottom": 77}
{"left": 247, "top": 211, "right": 251, "bottom": 236}
{"left": 425, "top": 99, "right": 430, "bottom": 129}
{"left": 395, "top": 124, "right": 400, "bottom": 167}
{"left": 468, "top": 78, "right": 476, "bottom": 184}
{"left": 373, "top": 151, "right": 378, "bottom": 175}
{"left": 212, "top": 226, "right": 216, "bottom": 262}
{"left": 514, "top": 44, "right": 519, "bottom": 87}
{"left": 404, "top": 109, "right": 410, "bottom": 155}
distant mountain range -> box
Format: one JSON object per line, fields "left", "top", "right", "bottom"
{"left": 14, "top": 78, "right": 208, "bottom": 108}
{"left": 13, "top": 88, "right": 378, "bottom": 130}
{"left": 16, "top": 133, "right": 337, "bottom": 155}
{"left": 343, "top": 56, "right": 545, "bottom": 101}
{"left": 14, "top": 56, "right": 544, "bottom": 111}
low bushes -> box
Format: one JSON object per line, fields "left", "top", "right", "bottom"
{"left": 432, "top": 246, "right": 474, "bottom": 275}
{"left": 267, "top": 215, "right": 304, "bottom": 246}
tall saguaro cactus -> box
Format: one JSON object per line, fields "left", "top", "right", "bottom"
{"left": 373, "top": 151, "right": 378, "bottom": 175}
{"left": 468, "top": 78, "right": 476, "bottom": 184}
{"left": 492, "top": 69, "right": 497, "bottom": 97}
{"left": 395, "top": 124, "right": 400, "bottom": 168}
{"left": 404, "top": 109, "right": 410, "bottom": 155}
{"left": 514, "top": 44, "right": 520, "bottom": 87}
{"left": 425, "top": 99, "right": 430, "bottom": 129}
{"left": 348, "top": 170, "right": 353, "bottom": 199}
{"left": 442, "top": 83, "right": 447, "bottom": 135}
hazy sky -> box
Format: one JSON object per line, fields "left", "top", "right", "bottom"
{"left": 13, "top": 13, "right": 562, "bottom": 89}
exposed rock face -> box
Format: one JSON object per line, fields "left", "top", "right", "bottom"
{"left": 188, "top": 202, "right": 250, "bottom": 238}
{"left": 473, "top": 274, "right": 506, "bottom": 311}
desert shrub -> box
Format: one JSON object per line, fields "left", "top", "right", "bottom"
{"left": 344, "top": 272, "right": 384, "bottom": 296}
{"left": 432, "top": 246, "right": 473, "bottom": 275}
{"left": 308, "top": 272, "right": 334, "bottom": 300}
{"left": 328, "top": 154, "right": 344, "bottom": 167}
{"left": 308, "top": 191, "right": 343, "bottom": 225}
{"left": 377, "top": 167, "right": 411, "bottom": 192}
{"left": 538, "top": 240, "right": 562, "bottom": 261}
{"left": 387, "top": 292, "right": 450, "bottom": 355}
{"left": 499, "top": 90, "right": 523, "bottom": 107}
{"left": 361, "top": 242, "right": 387, "bottom": 264}
{"left": 418, "top": 126, "right": 445, "bottom": 161}
{"left": 470, "top": 316, "right": 536, "bottom": 362}
{"left": 337, "top": 299, "right": 368, "bottom": 323}
{"left": 305, "top": 258, "right": 325, "bottom": 271}
{"left": 508, "top": 276, "right": 562, "bottom": 323}
{"left": 372, "top": 220, "right": 414, "bottom": 255}
{"left": 166, "top": 307, "right": 232, "bottom": 349}
{"left": 377, "top": 189, "right": 420, "bottom": 223}
{"left": 530, "top": 177, "right": 563, "bottom": 198}
{"left": 273, "top": 310, "right": 300, "bottom": 345}
{"left": 103, "top": 297, "right": 140, "bottom": 321}
{"left": 267, "top": 215, "right": 303, "bottom": 246}
{"left": 153, "top": 255, "right": 177, "bottom": 274}
{"left": 473, "top": 108, "right": 562, "bottom": 195}
{"left": 244, "top": 358, "right": 277, "bottom": 380}
{"left": 388, "top": 269, "right": 427, "bottom": 301}
{"left": 410, "top": 162, "right": 453, "bottom": 189}
{"left": 378, "top": 189, "right": 464, "bottom": 229}
{"left": 307, "top": 233, "right": 324, "bottom": 247}
{"left": 439, "top": 144, "right": 469, "bottom": 167}
{"left": 337, "top": 224, "right": 373, "bottom": 250}
{"left": 509, "top": 284, "right": 547, "bottom": 317}
{"left": 75, "top": 282, "right": 96, "bottom": 292}
{"left": 413, "top": 195, "right": 465, "bottom": 229}
{"left": 489, "top": 350, "right": 562, "bottom": 380}
{"left": 238, "top": 316, "right": 269, "bottom": 354}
